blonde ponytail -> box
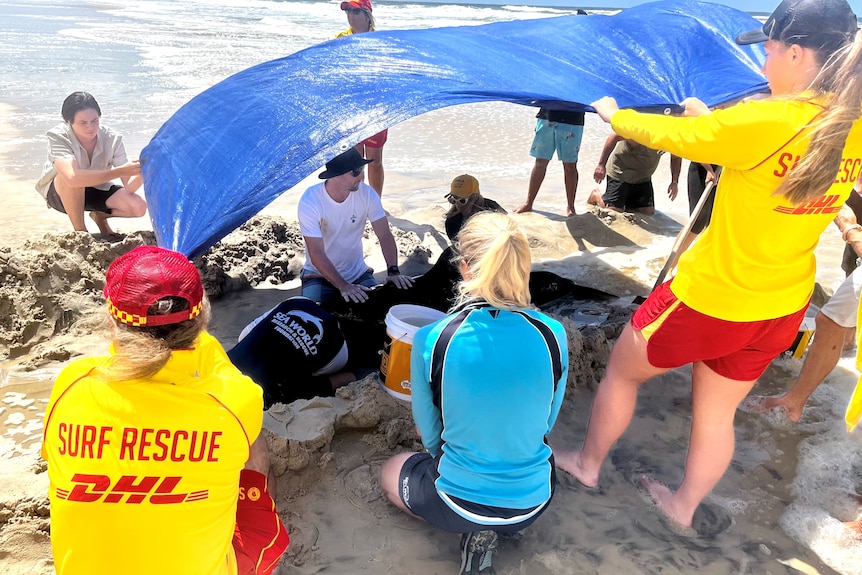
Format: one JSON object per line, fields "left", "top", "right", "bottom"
{"left": 454, "top": 212, "right": 531, "bottom": 310}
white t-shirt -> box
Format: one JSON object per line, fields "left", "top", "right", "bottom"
{"left": 35, "top": 123, "right": 128, "bottom": 199}
{"left": 298, "top": 181, "right": 386, "bottom": 283}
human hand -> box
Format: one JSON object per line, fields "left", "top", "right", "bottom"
{"left": 385, "top": 273, "right": 414, "bottom": 290}
{"left": 835, "top": 203, "right": 859, "bottom": 234}
{"left": 667, "top": 181, "right": 678, "bottom": 201}
{"left": 118, "top": 161, "right": 142, "bottom": 177}
{"left": 703, "top": 165, "right": 716, "bottom": 185}
{"left": 340, "top": 283, "right": 371, "bottom": 303}
{"left": 593, "top": 164, "right": 607, "bottom": 184}
{"left": 590, "top": 97, "right": 619, "bottom": 123}
{"left": 681, "top": 97, "right": 710, "bottom": 117}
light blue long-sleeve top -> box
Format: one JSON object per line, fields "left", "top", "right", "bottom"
{"left": 410, "top": 303, "right": 568, "bottom": 517}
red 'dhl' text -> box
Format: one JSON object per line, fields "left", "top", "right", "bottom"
{"left": 57, "top": 423, "right": 222, "bottom": 462}
{"left": 56, "top": 473, "right": 209, "bottom": 504}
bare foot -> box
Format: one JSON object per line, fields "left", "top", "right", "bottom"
{"left": 513, "top": 204, "right": 533, "bottom": 214}
{"left": 844, "top": 518, "right": 862, "bottom": 535}
{"left": 566, "top": 207, "right": 576, "bottom": 217}
{"left": 89, "top": 211, "right": 115, "bottom": 235}
{"left": 586, "top": 188, "right": 606, "bottom": 208}
{"left": 640, "top": 475, "right": 696, "bottom": 534}
{"left": 739, "top": 395, "right": 801, "bottom": 423}
{"left": 553, "top": 448, "right": 599, "bottom": 488}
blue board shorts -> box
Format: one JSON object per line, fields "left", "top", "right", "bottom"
{"left": 530, "top": 119, "right": 584, "bottom": 163}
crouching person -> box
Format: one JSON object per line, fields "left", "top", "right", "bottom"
{"left": 380, "top": 213, "right": 568, "bottom": 574}
{"left": 41, "top": 246, "right": 288, "bottom": 575}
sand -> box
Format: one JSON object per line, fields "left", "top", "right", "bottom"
{"left": 2, "top": 101, "right": 861, "bottom": 575}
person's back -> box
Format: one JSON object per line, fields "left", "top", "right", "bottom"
{"left": 607, "top": 139, "right": 662, "bottom": 184}
{"left": 380, "top": 212, "right": 567, "bottom": 574}
{"left": 43, "top": 332, "right": 261, "bottom": 574}
{"left": 41, "top": 246, "right": 275, "bottom": 575}
{"left": 228, "top": 297, "right": 349, "bottom": 407}
{"left": 412, "top": 304, "right": 565, "bottom": 508}
{"left": 668, "top": 97, "right": 862, "bottom": 320}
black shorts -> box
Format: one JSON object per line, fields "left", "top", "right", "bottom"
{"left": 602, "top": 177, "right": 654, "bottom": 211}
{"left": 46, "top": 181, "right": 121, "bottom": 214}
{"left": 398, "top": 452, "right": 554, "bottom": 534}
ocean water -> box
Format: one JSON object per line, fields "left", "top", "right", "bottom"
{"left": 1, "top": 1, "right": 860, "bottom": 574}
{"left": 0, "top": 0, "right": 599, "bottom": 175}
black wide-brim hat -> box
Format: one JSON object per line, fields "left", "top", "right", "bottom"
{"left": 318, "top": 148, "right": 374, "bottom": 179}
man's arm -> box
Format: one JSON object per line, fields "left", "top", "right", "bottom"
{"left": 835, "top": 203, "right": 862, "bottom": 259}
{"left": 667, "top": 154, "right": 682, "bottom": 201}
{"left": 304, "top": 235, "right": 371, "bottom": 303}
{"left": 594, "top": 134, "right": 623, "bottom": 183}
{"left": 370, "top": 217, "right": 414, "bottom": 289}
{"left": 53, "top": 157, "right": 141, "bottom": 188}
{"left": 120, "top": 173, "right": 144, "bottom": 193}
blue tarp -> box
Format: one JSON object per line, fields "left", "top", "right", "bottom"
{"left": 141, "top": 0, "right": 767, "bottom": 258}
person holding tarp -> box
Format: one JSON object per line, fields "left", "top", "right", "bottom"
{"left": 380, "top": 212, "right": 568, "bottom": 575}
{"left": 36, "top": 92, "right": 147, "bottom": 235}
{"left": 555, "top": 0, "right": 862, "bottom": 532}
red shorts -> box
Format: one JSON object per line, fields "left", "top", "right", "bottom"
{"left": 631, "top": 281, "right": 806, "bottom": 381}
{"left": 233, "top": 469, "right": 289, "bottom": 575}
{"left": 361, "top": 129, "right": 388, "bottom": 149}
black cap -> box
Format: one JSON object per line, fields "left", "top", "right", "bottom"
{"left": 736, "top": 0, "right": 857, "bottom": 55}
{"left": 318, "top": 148, "right": 373, "bottom": 179}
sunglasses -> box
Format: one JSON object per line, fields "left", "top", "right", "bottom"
{"left": 345, "top": 7, "right": 365, "bottom": 15}
{"left": 447, "top": 194, "right": 469, "bottom": 205}
{"left": 351, "top": 166, "right": 364, "bottom": 177}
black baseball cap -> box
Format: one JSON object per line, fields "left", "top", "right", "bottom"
{"left": 736, "top": 0, "right": 857, "bottom": 55}
{"left": 318, "top": 148, "right": 373, "bottom": 179}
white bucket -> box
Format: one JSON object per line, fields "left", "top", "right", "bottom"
{"left": 379, "top": 304, "right": 447, "bottom": 401}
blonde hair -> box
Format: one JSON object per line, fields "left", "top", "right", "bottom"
{"left": 779, "top": 32, "right": 862, "bottom": 204}
{"left": 85, "top": 298, "right": 210, "bottom": 382}
{"left": 454, "top": 212, "right": 531, "bottom": 310}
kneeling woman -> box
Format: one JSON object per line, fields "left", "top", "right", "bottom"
{"left": 381, "top": 212, "right": 568, "bottom": 575}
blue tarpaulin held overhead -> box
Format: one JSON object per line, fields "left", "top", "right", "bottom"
{"left": 141, "top": 0, "right": 767, "bottom": 258}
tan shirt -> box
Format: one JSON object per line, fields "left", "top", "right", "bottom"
{"left": 35, "top": 123, "right": 128, "bottom": 199}
{"left": 607, "top": 139, "right": 663, "bottom": 184}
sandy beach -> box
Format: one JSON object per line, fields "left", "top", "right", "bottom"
{"left": 2, "top": 97, "right": 862, "bottom": 575}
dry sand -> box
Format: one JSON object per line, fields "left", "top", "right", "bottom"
{"left": 2, "top": 102, "right": 861, "bottom": 575}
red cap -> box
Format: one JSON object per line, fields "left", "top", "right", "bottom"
{"left": 104, "top": 246, "right": 204, "bottom": 327}
{"left": 341, "top": 0, "right": 372, "bottom": 12}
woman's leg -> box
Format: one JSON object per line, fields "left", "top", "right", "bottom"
{"left": 555, "top": 322, "right": 669, "bottom": 486}
{"left": 643, "top": 361, "right": 756, "bottom": 528}
{"left": 380, "top": 452, "right": 421, "bottom": 517}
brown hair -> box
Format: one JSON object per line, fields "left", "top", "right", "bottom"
{"left": 779, "top": 32, "right": 862, "bottom": 203}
